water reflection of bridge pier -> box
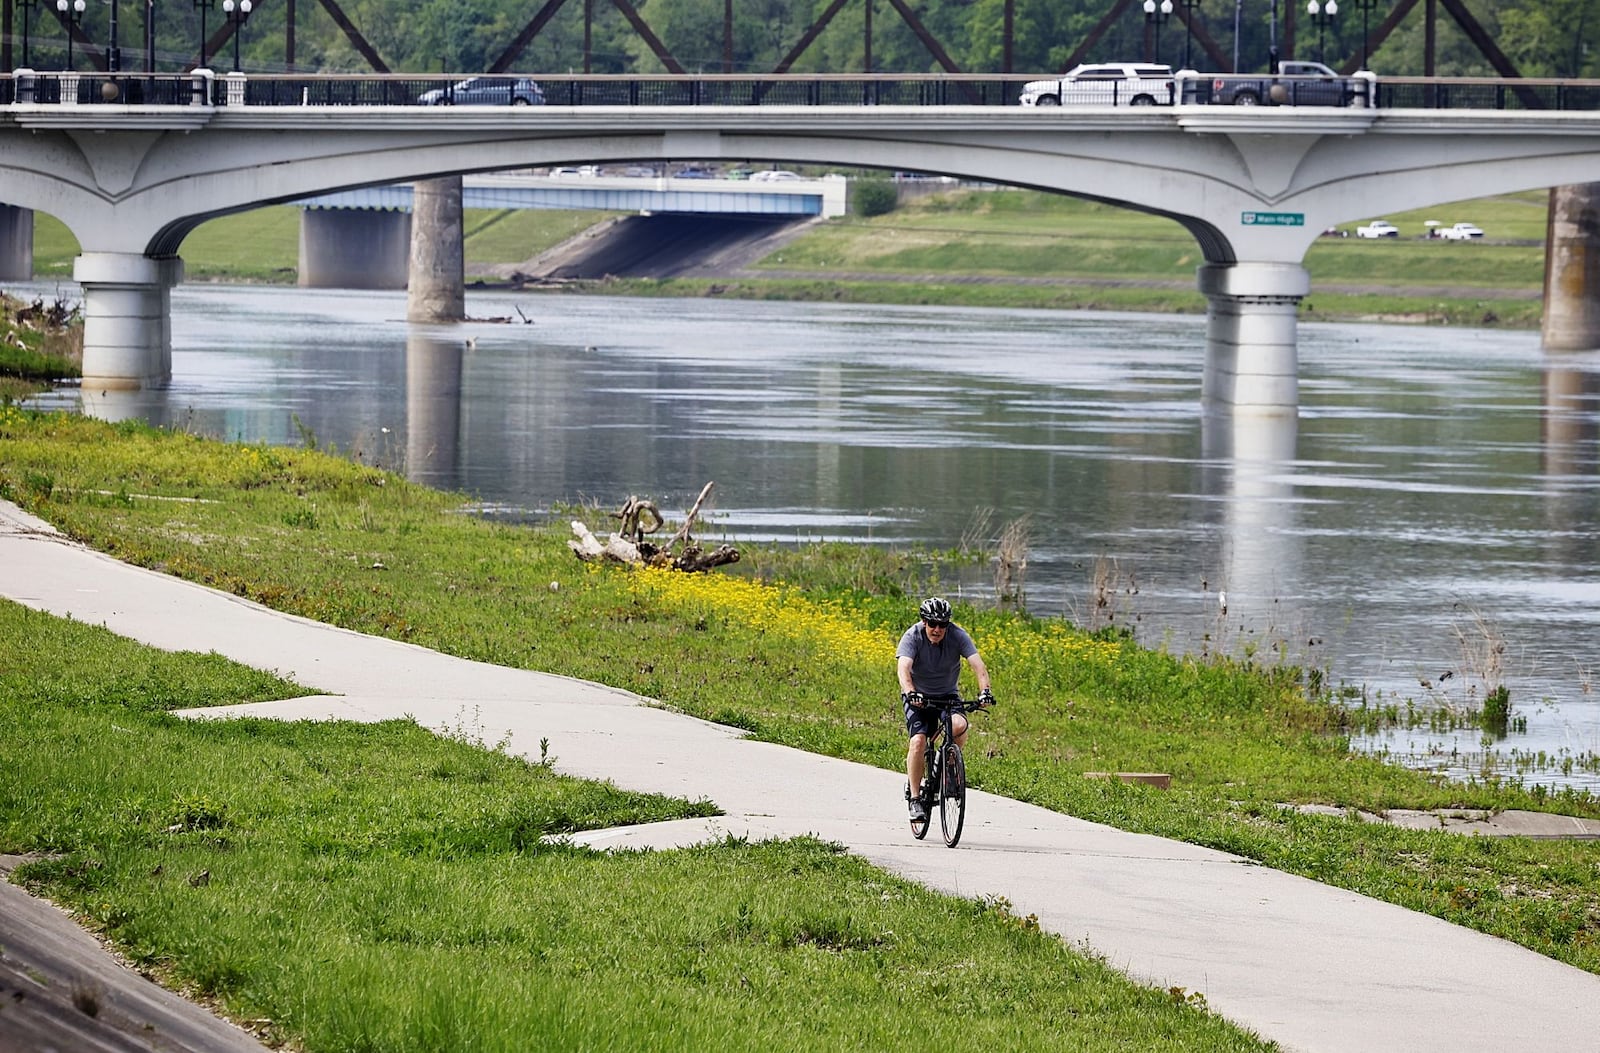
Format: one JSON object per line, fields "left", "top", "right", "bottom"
{"left": 405, "top": 333, "right": 464, "bottom": 486}
{"left": 1200, "top": 409, "right": 1301, "bottom": 646}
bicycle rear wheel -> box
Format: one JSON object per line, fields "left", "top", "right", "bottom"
{"left": 939, "top": 743, "right": 966, "bottom": 847}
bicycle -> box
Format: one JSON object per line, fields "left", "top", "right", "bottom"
{"left": 905, "top": 695, "right": 988, "bottom": 847}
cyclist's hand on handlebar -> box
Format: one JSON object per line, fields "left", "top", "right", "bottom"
{"left": 902, "top": 690, "right": 925, "bottom": 708}
{"left": 978, "top": 688, "right": 996, "bottom": 708}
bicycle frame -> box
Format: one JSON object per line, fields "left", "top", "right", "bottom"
{"left": 909, "top": 696, "right": 984, "bottom": 847}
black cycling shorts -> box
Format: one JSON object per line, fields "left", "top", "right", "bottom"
{"left": 904, "top": 695, "right": 958, "bottom": 739}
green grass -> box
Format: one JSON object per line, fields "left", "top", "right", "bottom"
{"left": 2, "top": 407, "right": 1599, "bottom": 988}
{"left": 764, "top": 189, "right": 1549, "bottom": 295}
{"left": 0, "top": 590, "right": 1272, "bottom": 1052}
{"left": 0, "top": 290, "right": 82, "bottom": 396}
{"left": 31, "top": 206, "right": 623, "bottom": 282}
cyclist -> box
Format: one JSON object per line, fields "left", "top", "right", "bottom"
{"left": 897, "top": 596, "right": 994, "bottom": 822}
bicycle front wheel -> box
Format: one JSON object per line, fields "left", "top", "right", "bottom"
{"left": 939, "top": 743, "right": 966, "bottom": 847}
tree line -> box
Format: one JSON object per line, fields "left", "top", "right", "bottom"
{"left": 9, "top": 0, "right": 1599, "bottom": 79}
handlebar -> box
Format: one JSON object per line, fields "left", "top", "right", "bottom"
{"left": 905, "top": 695, "right": 991, "bottom": 712}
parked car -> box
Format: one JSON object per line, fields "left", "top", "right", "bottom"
{"left": 547, "top": 167, "right": 582, "bottom": 178}
{"left": 417, "top": 77, "right": 545, "bottom": 106}
{"left": 1356, "top": 220, "right": 1400, "bottom": 238}
{"left": 1437, "top": 222, "right": 1485, "bottom": 240}
{"left": 724, "top": 168, "right": 753, "bottom": 180}
{"left": 675, "top": 166, "right": 717, "bottom": 179}
{"left": 750, "top": 169, "right": 803, "bottom": 182}
{"left": 1019, "top": 63, "right": 1175, "bottom": 107}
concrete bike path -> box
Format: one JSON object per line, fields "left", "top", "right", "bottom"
{"left": 3, "top": 499, "right": 1597, "bottom": 1053}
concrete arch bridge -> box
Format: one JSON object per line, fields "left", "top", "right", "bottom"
{"left": 5, "top": 80, "right": 1600, "bottom": 413}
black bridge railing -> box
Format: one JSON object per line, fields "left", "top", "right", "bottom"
{"left": 1375, "top": 77, "right": 1600, "bottom": 111}
{"left": 6, "top": 71, "right": 1600, "bottom": 112}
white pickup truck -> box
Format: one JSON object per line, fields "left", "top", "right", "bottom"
{"left": 1355, "top": 220, "right": 1399, "bottom": 238}
{"left": 1436, "top": 222, "right": 1485, "bottom": 240}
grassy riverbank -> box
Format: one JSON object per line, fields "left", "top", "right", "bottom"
{"left": 0, "top": 292, "right": 80, "bottom": 399}
{"left": 10, "top": 603, "right": 1252, "bottom": 1052}
{"left": 3, "top": 409, "right": 1598, "bottom": 1019}
{"left": 22, "top": 187, "right": 1550, "bottom": 326}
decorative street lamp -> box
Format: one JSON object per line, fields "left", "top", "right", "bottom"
{"left": 193, "top": 0, "right": 215, "bottom": 67}
{"left": 1142, "top": 0, "right": 1173, "bottom": 65}
{"left": 222, "top": 0, "right": 250, "bottom": 71}
{"left": 1348, "top": 0, "right": 1380, "bottom": 69}
{"left": 1179, "top": 0, "right": 1201, "bottom": 71}
{"left": 17, "top": 0, "right": 39, "bottom": 66}
{"left": 1307, "top": 0, "right": 1337, "bottom": 65}
{"left": 56, "top": 0, "right": 85, "bottom": 69}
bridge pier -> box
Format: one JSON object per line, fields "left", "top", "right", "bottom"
{"left": 0, "top": 206, "right": 33, "bottom": 281}
{"left": 1197, "top": 262, "right": 1309, "bottom": 415}
{"left": 407, "top": 176, "right": 465, "bottom": 322}
{"left": 74, "top": 253, "right": 182, "bottom": 391}
{"left": 299, "top": 208, "right": 411, "bottom": 289}
{"left": 1541, "top": 183, "right": 1600, "bottom": 351}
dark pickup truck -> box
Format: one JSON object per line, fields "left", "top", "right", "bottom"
{"left": 1201, "top": 61, "right": 1370, "bottom": 107}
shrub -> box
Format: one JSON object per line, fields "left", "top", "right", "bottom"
{"left": 853, "top": 180, "right": 898, "bottom": 217}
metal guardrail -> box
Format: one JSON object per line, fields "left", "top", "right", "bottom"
{"left": 1375, "top": 77, "right": 1600, "bottom": 110}
{"left": 4, "top": 70, "right": 1600, "bottom": 111}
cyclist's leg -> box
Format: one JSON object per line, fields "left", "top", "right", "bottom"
{"left": 951, "top": 710, "right": 969, "bottom": 748}
{"left": 905, "top": 701, "right": 940, "bottom": 813}
{"left": 907, "top": 731, "right": 929, "bottom": 791}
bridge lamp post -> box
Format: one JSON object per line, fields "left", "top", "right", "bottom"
{"left": 56, "top": 0, "right": 84, "bottom": 69}
{"left": 194, "top": 0, "right": 214, "bottom": 67}
{"left": 1179, "top": 0, "right": 1200, "bottom": 70}
{"left": 17, "top": 0, "right": 38, "bottom": 66}
{"left": 222, "top": 0, "right": 250, "bottom": 71}
{"left": 100, "top": 0, "right": 120, "bottom": 70}
{"left": 1306, "top": 0, "right": 1337, "bottom": 65}
{"left": 1348, "top": 0, "right": 1379, "bottom": 69}
{"left": 1142, "top": 0, "right": 1173, "bottom": 65}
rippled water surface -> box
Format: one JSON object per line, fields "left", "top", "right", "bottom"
{"left": 30, "top": 283, "right": 1600, "bottom": 790}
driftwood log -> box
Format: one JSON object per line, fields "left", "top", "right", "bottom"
{"left": 567, "top": 482, "right": 740, "bottom": 572}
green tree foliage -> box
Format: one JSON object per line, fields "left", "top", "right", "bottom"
{"left": 70, "top": 0, "right": 1600, "bottom": 80}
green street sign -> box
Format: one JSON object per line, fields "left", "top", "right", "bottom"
{"left": 1241, "top": 211, "right": 1305, "bottom": 226}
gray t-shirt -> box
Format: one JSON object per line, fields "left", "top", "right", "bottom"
{"left": 896, "top": 623, "right": 977, "bottom": 696}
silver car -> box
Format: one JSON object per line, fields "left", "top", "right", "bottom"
{"left": 418, "top": 77, "right": 545, "bottom": 106}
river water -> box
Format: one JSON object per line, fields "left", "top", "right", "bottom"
{"left": 23, "top": 282, "right": 1600, "bottom": 791}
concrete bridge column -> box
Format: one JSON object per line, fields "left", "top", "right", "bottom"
{"left": 1197, "top": 262, "right": 1310, "bottom": 415}
{"left": 74, "top": 253, "right": 183, "bottom": 391}
{"left": 407, "top": 176, "right": 465, "bottom": 323}
{"left": 1541, "top": 183, "right": 1600, "bottom": 351}
{"left": 0, "top": 206, "right": 33, "bottom": 281}
{"left": 298, "top": 208, "right": 412, "bottom": 289}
